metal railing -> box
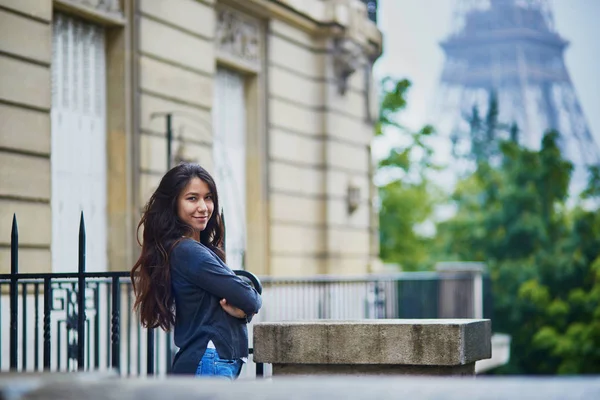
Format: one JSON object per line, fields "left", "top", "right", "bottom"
{"left": 0, "top": 213, "right": 262, "bottom": 376}
{"left": 249, "top": 271, "right": 492, "bottom": 324}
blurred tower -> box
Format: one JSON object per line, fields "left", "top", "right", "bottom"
{"left": 435, "top": 0, "right": 600, "bottom": 189}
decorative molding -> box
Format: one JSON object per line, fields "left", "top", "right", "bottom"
{"left": 56, "top": 0, "right": 121, "bottom": 13}
{"left": 222, "top": 0, "right": 382, "bottom": 59}
{"left": 83, "top": 0, "right": 120, "bottom": 12}
{"left": 216, "top": 7, "right": 262, "bottom": 72}
{"left": 328, "top": 0, "right": 381, "bottom": 95}
{"left": 332, "top": 38, "right": 366, "bottom": 95}
{"left": 53, "top": 0, "right": 125, "bottom": 26}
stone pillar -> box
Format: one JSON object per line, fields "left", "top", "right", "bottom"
{"left": 435, "top": 262, "right": 487, "bottom": 319}
{"left": 254, "top": 319, "right": 491, "bottom": 376}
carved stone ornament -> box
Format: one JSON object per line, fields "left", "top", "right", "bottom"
{"left": 328, "top": 0, "right": 379, "bottom": 96}
{"left": 216, "top": 8, "right": 261, "bottom": 70}
{"left": 333, "top": 38, "right": 366, "bottom": 95}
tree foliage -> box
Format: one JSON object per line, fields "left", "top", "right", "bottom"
{"left": 376, "top": 78, "right": 441, "bottom": 271}
{"left": 376, "top": 79, "right": 600, "bottom": 373}
{"left": 435, "top": 98, "right": 600, "bottom": 374}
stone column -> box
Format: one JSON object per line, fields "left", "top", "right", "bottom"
{"left": 435, "top": 262, "right": 487, "bottom": 319}
{"left": 254, "top": 319, "right": 491, "bottom": 376}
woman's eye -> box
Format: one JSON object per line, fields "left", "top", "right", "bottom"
{"left": 188, "top": 197, "right": 197, "bottom": 201}
{"left": 205, "top": 195, "right": 213, "bottom": 200}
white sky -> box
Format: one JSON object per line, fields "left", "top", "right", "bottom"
{"left": 373, "top": 0, "right": 600, "bottom": 147}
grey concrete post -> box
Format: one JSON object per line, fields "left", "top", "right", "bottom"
{"left": 435, "top": 262, "right": 487, "bottom": 319}
{"left": 254, "top": 319, "right": 492, "bottom": 377}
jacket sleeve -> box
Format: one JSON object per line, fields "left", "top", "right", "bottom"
{"left": 175, "top": 241, "right": 262, "bottom": 315}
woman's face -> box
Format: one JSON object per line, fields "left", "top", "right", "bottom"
{"left": 177, "top": 177, "right": 214, "bottom": 235}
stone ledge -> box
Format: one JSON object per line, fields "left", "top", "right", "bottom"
{"left": 0, "top": 372, "right": 117, "bottom": 400}
{"left": 3, "top": 376, "right": 599, "bottom": 400}
{"left": 253, "top": 319, "right": 491, "bottom": 367}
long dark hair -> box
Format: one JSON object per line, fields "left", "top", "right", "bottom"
{"left": 131, "top": 162, "right": 225, "bottom": 330}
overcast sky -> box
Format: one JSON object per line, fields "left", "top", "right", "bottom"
{"left": 373, "top": 0, "right": 600, "bottom": 146}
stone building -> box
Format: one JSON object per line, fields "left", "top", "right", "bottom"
{"left": 0, "top": 0, "right": 383, "bottom": 277}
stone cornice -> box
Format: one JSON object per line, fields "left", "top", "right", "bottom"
{"left": 220, "top": 0, "right": 382, "bottom": 94}
{"left": 220, "top": 0, "right": 382, "bottom": 56}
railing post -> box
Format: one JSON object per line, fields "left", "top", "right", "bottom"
{"left": 77, "top": 212, "right": 86, "bottom": 370}
{"left": 147, "top": 329, "right": 155, "bottom": 376}
{"left": 34, "top": 283, "right": 40, "bottom": 370}
{"left": 10, "top": 214, "right": 19, "bottom": 370}
{"left": 473, "top": 268, "right": 483, "bottom": 319}
{"left": 22, "top": 282, "right": 27, "bottom": 370}
{"left": 94, "top": 284, "right": 101, "bottom": 370}
{"left": 43, "top": 278, "right": 51, "bottom": 370}
{"left": 166, "top": 332, "right": 172, "bottom": 374}
{"left": 111, "top": 276, "right": 121, "bottom": 372}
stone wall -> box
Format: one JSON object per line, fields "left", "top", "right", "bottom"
{"left": 0, "top": 0, "right": 132, "bottom": 273}
{"left": 267, "top": 19, "right": 377, "bottom": 276}
{"left": 0, "top": 0, "right": 382, "bottom": 276}
{"left": 0, "top": 0, "right": 53, "bottom": 273}
{"left": 136, "top": 0, "right": 216, "bottom": 209}
{"left": 133, "top": 0, "right": 382, "bottom": 276}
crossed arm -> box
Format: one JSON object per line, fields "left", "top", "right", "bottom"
{"left": 175, "top": 241, "right": 262, "bottom": 320}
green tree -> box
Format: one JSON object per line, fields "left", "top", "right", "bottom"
{"left": 376, "top": 78, "right": 441, "bottom": 271}
{"left": 436, "top": 98, "right": 600, "bottom": 374}
{"left": 526, "top": 169, "right": 600, "bottom": 374}
{"left": 377, "top": 80, "right": 600, "bottom": 372}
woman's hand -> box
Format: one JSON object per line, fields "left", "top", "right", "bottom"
{"left": 220, "top": 298, "right": 246, "bottom": 319}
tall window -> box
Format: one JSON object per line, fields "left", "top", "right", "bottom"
{"left": 51, "top": 13, "right": 107, "bottom": 272}
{"left": 213, "top": 68, "right": 247, "bottom": 270}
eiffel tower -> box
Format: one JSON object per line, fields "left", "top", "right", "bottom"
{"left": 435, "top": 0, "right": 600, "bottom": 190}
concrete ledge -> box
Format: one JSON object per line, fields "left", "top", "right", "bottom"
{"left": 0, "top": 372, "right": 117, "bottom": 400}
{"left": 254, "top": 319, "right": 491, "bottom": 375}
{"left": 3, "top": 376, "right": 600, "bottom": 400}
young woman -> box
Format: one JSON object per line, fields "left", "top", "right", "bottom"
{"left": 131, "top": 162, "right": 262, "bottom": 379}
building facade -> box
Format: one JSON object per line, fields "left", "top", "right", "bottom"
{"left": 0, "top": 0, "right": 382, "bottom": 277}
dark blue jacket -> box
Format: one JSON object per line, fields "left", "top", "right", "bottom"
{"left": 169, "top": 238, "right": 262, "bottom": 375}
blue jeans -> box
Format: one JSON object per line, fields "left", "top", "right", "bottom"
{"left": 195, "top": 348, "right": 243, "bottom": 380}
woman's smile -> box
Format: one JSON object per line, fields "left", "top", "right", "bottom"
{"left": 178, "top": 177, "right": 215, "bottom": 234}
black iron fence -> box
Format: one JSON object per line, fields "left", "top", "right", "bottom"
{"left": 0, "top": 213, "right": 263, "bottom": 376}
